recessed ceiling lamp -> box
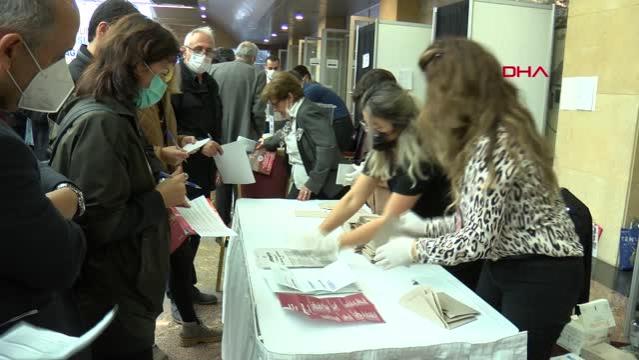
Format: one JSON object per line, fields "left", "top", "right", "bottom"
{"left": 281, "top": 24, "right": 289, "bottom": 31}
{"left": 295, "top": 13, "right": 304, "bottom": 21}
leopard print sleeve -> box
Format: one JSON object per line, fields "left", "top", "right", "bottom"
{"left": 414, "top": 137, "right": 518, "bottom": 266}
{"left": 422, "top": 216, "right": 455, "bottom": 237}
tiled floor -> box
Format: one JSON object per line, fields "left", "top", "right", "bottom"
{"left": 154, "top": 247, "right": 633, "bottom": 360}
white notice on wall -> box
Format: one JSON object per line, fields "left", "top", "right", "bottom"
{"left": 362, "top": 53, "right": 370, "bottom": 69}
{"left": 327, "top": 59, "right": 339, "bottom": 69}
{"left": 398, "top": 69, "right": 414, "bottom": 90}
{"left": 310, "top": 58, "right": 321, "bottom": 66}
{"left": 559, "top": 76, "right": 598, "bottom": 111}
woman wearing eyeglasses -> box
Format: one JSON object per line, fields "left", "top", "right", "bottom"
{"left": 258, "top": 71, "right": 345, "bottom": 201}
{"left": 300, "top": 81, "right": 487, "bottom": 289}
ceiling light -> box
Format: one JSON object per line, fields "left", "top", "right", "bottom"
{"left": 281, "top": 24, "right": 289, "bottom": 31}
{"left": 295, "top": 13, "right": 304, "bottom": 20}
{"left": 200, "top": 14, "right": 207, "bottom": 18}
{"left": 264, "top": 38, "right": 270, "bottom": 43}
{"left": 271, "top": 33, "right": 277, "bottom": 37}
{"left": 199, "top": 6, "right": 206, "bottom": 11}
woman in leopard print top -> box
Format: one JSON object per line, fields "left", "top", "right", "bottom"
{"left": 374, "top": 39, "right": 584, "bottom": 360}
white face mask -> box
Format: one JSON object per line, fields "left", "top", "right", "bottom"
{"left": 266, "top": 69, "right": 275, "bottom": 82}
{"left": 6, "top": 40, "right": 74, "bottom": 113}
{"left": 186, "top": 52, "right": 212, "bottom": 74}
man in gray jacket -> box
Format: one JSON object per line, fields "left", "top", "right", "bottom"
{"left": 209, "top": 41, "right": 266, "bottom": 224}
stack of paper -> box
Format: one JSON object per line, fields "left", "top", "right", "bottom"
{"left": 400, "top": 286, "right": 479, "bottom": 329}
{"left": 255, "top": 248, "right": 335, "bottom": 269}
{"left": 175, "top": 196, "right": 237, "bottom": 238}
{"left": 266, "top": 261, "right": 361, "bottom": 296}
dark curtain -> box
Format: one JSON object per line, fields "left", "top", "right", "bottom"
{"left": 435, "top": 0, "right": 469, "bottom": 39}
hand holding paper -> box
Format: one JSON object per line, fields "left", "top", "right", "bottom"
{"left": 374, "top": 236, "right": 416, "bottom": 269}
{"left": 213, "top": 141, "right": 256, "bottom": 184}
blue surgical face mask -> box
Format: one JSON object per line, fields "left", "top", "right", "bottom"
{"left": 136, "top": 63, "right": 168, "bottom": 109}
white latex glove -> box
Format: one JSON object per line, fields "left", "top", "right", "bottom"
{"left": 344, "top": 163, "right": 364, "bottom": 186}
{"left": 300, "top": 228, "right": 339, "bottom": 259}
{"left": 373, "top": 236, "right": 416, "bottom": 270}
{"left": 398, "top": 213, "right": 427, "bottom": 237}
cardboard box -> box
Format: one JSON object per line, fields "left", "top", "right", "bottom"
{"left": 581, "top": 343, "right": 636, "bottom": 360}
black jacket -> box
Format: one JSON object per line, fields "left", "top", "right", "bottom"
{"left": 0, "top": 118, "right": 86, "bottom": 334}
{"left": 264, "top": 99, "right": 344, "bottom": 197}
{"left": 50, "top": 97, "right": 170, "bottom": 349}
{"left": 68, "top": 44, "right": 93, "bottom": 84}
{"left": 172, "top": 61, "right": 223, "bottom": 197}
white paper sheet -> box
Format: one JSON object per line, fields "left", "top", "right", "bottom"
{"left": 270, "top": 261, "right": 357, "bottom": 294}
{"left": 559, "top": 76, "right": 598, "bottom": 111}
{"left": 182, "top": 138, "right": 210, "bottom": 154}
{"left": 336, "top": 163, "right": 356, "bottom": 186}
{"left": 0, "top": 308, "right": 116, "bottom": 360}
{"left": 237, "top": 136, "right": 258, "bottom": 153}
{"left": 176, "top": 196, "right": 237, "bottom": 238}
{"left": 213, "top": 141, "right": 256, "bottom": 184}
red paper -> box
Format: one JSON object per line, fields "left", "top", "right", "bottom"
{"left": 276, "top": 293, "right": 385, "bottom": 323}
{"left": 169, "top": 207, "right": 196, "bottom": 253}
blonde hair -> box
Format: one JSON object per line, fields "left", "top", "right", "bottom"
{"left": 418, "top": 38, "right": 557, "bottom": 206}
{"left": 361, "top": 82, "right": 430, "bottom": 184}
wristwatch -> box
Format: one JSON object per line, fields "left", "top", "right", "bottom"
{"left": 56, "top": 182, "right": 86, "bottom": 217}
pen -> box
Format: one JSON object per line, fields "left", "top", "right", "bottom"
{"left": 165, "top": 130, "right": 182, "bottom": 150}
{"left": 165, "top": 130, "right": 188, "bottom": 163}
{"left": 159, "top": 171, "right": 202, "bottom": 189}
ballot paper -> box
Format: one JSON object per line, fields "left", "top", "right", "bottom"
{"left": 176, "top": 196, "right": 236, "bottom": 238}
{"left": 255, "top": 248, "right": 334, "bottom": 269}
{"left": 182, "top": 138, "right": 210, "bottom": 154}
{"left": 336, "top": 163, "right": 356, "bottom": 186}
{"left": 237, "top": 136, "right": 258, "bottom": 153}
{"left": 0, "top": 308, "right": 116, "bottom": 360}
{"left": 276, "top": 293, "right": 384, "bottom": 323}
{"left": 213, "top": 141, "right": 256, "bottom": 184}
{"left": 268, "top": 261, "right": 358, "bottom": 295}
{"left": 400, "top": 286, "right": 479, "bottom": 329}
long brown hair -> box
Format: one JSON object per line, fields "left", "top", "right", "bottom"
{"left": 76, "top": 13, "right": 179, "bottom": 108}
{"left": 418, "top": 38, "right": 557, "bottom": 205}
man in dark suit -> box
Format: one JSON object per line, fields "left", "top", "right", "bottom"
{"left": 0, "top": 0, "right": 86, "bottom": 344}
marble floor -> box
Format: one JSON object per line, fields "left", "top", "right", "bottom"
{"left": 154, "top": 246, "right": 633, "bottom": 360}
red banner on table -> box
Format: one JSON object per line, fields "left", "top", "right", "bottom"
{"left": 276, "top": 293, "right": 385, "bottom": 323}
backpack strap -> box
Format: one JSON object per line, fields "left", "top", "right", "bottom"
{"left": 49, "top": 100, "right": 115, "bottom": 164}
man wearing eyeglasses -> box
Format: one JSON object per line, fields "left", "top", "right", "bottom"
{"left": 170, "top": 26, "right": 224, "bottom": 322}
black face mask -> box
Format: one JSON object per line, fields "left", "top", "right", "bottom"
{"left": 371, "top": 131, "right": 397, "bottom": 151}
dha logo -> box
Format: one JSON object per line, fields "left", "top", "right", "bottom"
{"left": 502, "top": 66, "right": 549, "bottom": 78}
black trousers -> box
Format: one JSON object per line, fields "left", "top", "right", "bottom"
{"left": 168, "top": 238, "right": 199, "bottom": 323}
{"left": 443, "top": 260, "right": 484, "bottom": 291}
{"left": 287, "top": 186, "right": 348, "bottom": 201}
{"left": 477, "top": 256, "right": 584, "bottom": 360}
{"left": 215, "top": 184, "right": 234, "bottom": 225}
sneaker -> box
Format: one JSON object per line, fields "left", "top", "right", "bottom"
{"left": 170, "top": 301, "right": 183, "bottom": 324}
{"left": 152, "top": 344, "right": 169, "bottom": 360}
{"left": 180, "top": 322, "right": 222, "bottom": 347}
{"left": 192, "top": 287, "right": 218, "bottom": 305}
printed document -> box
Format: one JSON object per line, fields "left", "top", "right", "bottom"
{"left": 269, "top": 261, "right": 357, "bottom": 295}
{"left": 176, "top": 196, "right": 237, "bottom": 238}
{"left": 0, "top": 308, "right": 116, "bottom": 360}
{"left": 255, "top": 248, "right": 334, "bottom": 269}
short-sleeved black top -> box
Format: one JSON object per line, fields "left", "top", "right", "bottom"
{"left": 364, "top": 160, "right": 451, "bottom": 218}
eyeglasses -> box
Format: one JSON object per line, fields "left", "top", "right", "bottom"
{"left": 185, "top": 46, "right": 215, "bottom": 57}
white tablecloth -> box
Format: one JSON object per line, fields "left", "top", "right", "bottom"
{"left": 222, "top": 199, "right": 527, "bottom": 360}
